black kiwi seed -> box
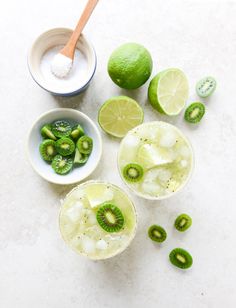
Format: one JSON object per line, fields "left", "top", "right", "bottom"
{"left": 148, "top": 225, "right": 167, "bottom": 243}
{"left": 174, "top": 214, "right": 192, "bottom": 232}
{"left": 71, "top": 124, "right": 85, "bottom": 141}
{"left": 76, "top": 135, "right": 93, "bottom": 154}
{"left": 55, "top": 137, "right": 75, "bottom": 156}
{"left": 74, "top": 148, "right": 89, "bottom": 165}
{"left": 40, "top": 124, "right": 57, "bottom": 140}
{"left": 51, "top": 155, "right": 73, "bottom": 175}
{"left": 184, "top": 102, "right": 205, "bottom": 124}
{"left": 169, "top": 248, "right": 193, "bottom": 269}
{"left": 52, "top": 120, "right": 72, "bottom": 138}
{"left": 96, "top": 203, "right": 124, "bottom": 233}
{"left": 39, "top": 139, "right": 57, "bottom": 162}
{"left": 123, "top": 163, "right": 144, "bottom": 182}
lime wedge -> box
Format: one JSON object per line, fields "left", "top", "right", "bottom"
{"left": 98, "top": 96, "right": 144, "bottom": 138}
{"left": 148, "top": 68, "right": 189, "bottom": 116}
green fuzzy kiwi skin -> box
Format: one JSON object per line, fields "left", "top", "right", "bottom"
{"left": 184, "top": 102, "right": 205, "bottom": 124}
{"left": 39, "top": 139, "right": 57, "bottom": 162}
{"left": 51, "top": 155, "right": 73, "bottom": 175}
{"left": 40, "top": 124, "right": 57, "bottom": 140}
{"left": 71, "top": 125, "right": 85, "bottom": 141}
{"left": 169, "top": 248, "right": 193, "bottom": 269}
{"left": 96, "top": 203, "right": 124, "bottom": 233}
{"left": 74, "top": 148, "right": 89, "bottom": 165}
{"left": 123, "top": 163, "right": 144, "bottom": 183}
{"left": 148, "top": 225, "right": 167, "bottom": 243}
{"left": 55, "top": 138, "right": 75, "bottom": 156}
{"left": 52, "top": 120, "right": 72, "bottom": 138}
{"left": 174, "top": 214, "right": 192, "bottom": 232}
{"left": 196, "top": 76, "right": 216, "bottom": 98}
{"left": 76, "top": 136, "right": 93, "bottom": 154}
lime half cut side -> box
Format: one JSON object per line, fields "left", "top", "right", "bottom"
{"left": 148, "top": 68, "right": 189, "bottom": 116}
{"left": 98, "top": 96, "right": 144, "bottom": 138}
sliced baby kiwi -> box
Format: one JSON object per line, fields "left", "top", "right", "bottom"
{"left": 196, "top": 76, "right": 216, "bottom": 98}
{"left": 96, "top": 202, "right": 124, "bottom": 233}
{"left": 39, "top": 139, "right": 57, "bottom": 162}
{"left": 123, "top": 163, "right": 144, "bottom": 182}
{"left": 51, "top": 155, "right": 73, "bottom": 175}
{"left": 52, "top": 120, "right": 72, "bottom": 138}
{"left": 175, "top": 214, "right": 192, "bottom": 232}
{"left": 76, "top": 135, "right": 93, "bottom": 154}
{"left": 184, "top": 102, "right": 205, "bottom": 124}
{"left": 55, "top": 137, "right": 75, "bottom": 156}
{"left": 74, "top": 148, "right": 89, "bottom": 165}
{"left": 148, "top": 225, "right": 167, "bottom": 243}
{"left": 169, "top": 248, "right": 193, "bottom": 269}
{"left": 40, "top": 124, "right": 57, "bottom": 140}
{"left": 70, "top": 124, "right": 85, "bottom": 140}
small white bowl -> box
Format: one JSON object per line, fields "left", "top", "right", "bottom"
{"left": 28, "top": 28, "right": 97, "bottom": 96}
{"left": 27, "top": 108, "right": 102, "bottom": 185}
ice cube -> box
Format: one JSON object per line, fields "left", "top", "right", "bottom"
{"left": 65, "top": 201, "right": 83, "bottom": 222}
{"left": 86, "top": 186, "right": 114, "bottom": 208}
{"left": 87, "top": 212, "right": 97, "bottom": 225}
{"left": 123, "top": 134, "right": 140, "bottom": 148}
{"left": 179, "top": 145, "right": 190, "bottom": 158}
{"left": 142, "top": 181, "right": 161, "bottom": 195}
{"left": 159, "top": 131, "right": 177, "bottom": 148}
{"left": 180, "top": 160, "right": 188, "bottom": 168}
{"left": 96, "top": 239, "right": 108, "bottom": 250}
{"left": 72, "top": 189, "right": 85, "bottom": 200}
{"left": 82, "top": 236, "right": 95, "bottom": 254}
{"left": 158, "top": 169, "right": 172, "bottom": 182}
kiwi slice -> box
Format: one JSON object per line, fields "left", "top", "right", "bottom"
{"left": 196, "top": 76, "right": 216, "bottom": 98}
{"left": 55, "top": 137, "right": 75, "bottom": 156}
{"left": 71, "top": 124, "right": 85, "bottom": 140}
{"left": 74, "top": 148, "right": 89, "bottom": 165}
{"left": 76, "top": 135, "right": 93, "bottom": 154}
{"left": 175, "top": 214, "right": 192, "bottom": 232}
{"left": 40, "top": 124, "right": 57, "bottom": 140}
{"left": 51, "top": 155, "right": 73, "bottom": 175}
{"left": 169, "top": 248, "right": 193, "bottom": 269}
{"left": 52, "top": 120, "right": 72, "bottom": 138}
{"left": 123, "top": 163, "right": 144, "bottom": 182}
{"left": 96, "top": 203, "right": 124, "bottom": 233}
{"left": 148, "top": 225, "right": 167, "bottom": 243}
{"left": 184, "top": 102, "right": 205, "bottom": 124}
{"left": 39, "top": 139, "right": 57, "bottom": 162}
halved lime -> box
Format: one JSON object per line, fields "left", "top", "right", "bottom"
{"left": 148, "top": 68, "right": 189, "bottom": 116}
{"left": 98, "top": 96, "right": 144, "bottom": 138}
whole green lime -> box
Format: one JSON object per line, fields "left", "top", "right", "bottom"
{"left": 107, "top": 43, "right": 153, "bottom": 89}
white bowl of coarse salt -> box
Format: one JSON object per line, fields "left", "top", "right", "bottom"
{"left": 28, "top": 28, "right": 97, "bottom": 96}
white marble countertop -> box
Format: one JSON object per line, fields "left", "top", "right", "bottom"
{"left": 1, "top": 0, "right": 236, "bottom": 307}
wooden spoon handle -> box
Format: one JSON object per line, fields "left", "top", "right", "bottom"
{"left": 61, "top": 0, "right": 99, "bottom": 58}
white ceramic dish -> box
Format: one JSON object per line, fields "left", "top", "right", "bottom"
{"left": 28, "top": 28, "right": 97, "bottom": 96}
{"left": 27, "top": 108, "right": 102, "bottom": 185}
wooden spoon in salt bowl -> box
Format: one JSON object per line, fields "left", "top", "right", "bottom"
{"left": 51, "top": 0, "right": 99, "bottom": 78}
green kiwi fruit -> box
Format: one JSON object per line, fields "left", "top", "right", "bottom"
{"left": 55, "top": 137, "right": 75, "bottom": 156}
{"left": 169, "top": 248, "right": 193, "bottom": 269}
{"left": 196, "top": 76, "right": 216, "bottom": 98}
{"left": 71, "top": 124, "right": 85, "bottom": 140}
{"left": 96, "top": 203, "right": 124, "bottom": 233}
{"left": 51, "top": 155, "right": 73, "bottom": 175}
{"left": 52, "top": 120, "right": 72, "bottom": 138}
{"left": 123, "top": 163, "right": 144, "bottom": 182}
{"left": 148, "top": 225, "right": 167, "bottom": 243}
{"left": 39, "top": 139, "right": 57, "bottom": 162}
{"left": 184, "top": 102, "right": 205, "bottom": 124}
{"left": 174, "top": 214, "right": 192, "bottom": 232}
{"left": 76, "top": 135, "right": 93, "bottom": 154}
{"left": 40, "top": 124, "right": 57, "bottom": 140}
{"left": 74, "top": 148, "right": 89, "bottom": 165}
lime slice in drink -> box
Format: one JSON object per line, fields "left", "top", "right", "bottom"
{"left": 148, "top": 68, "right": 189, "bottom": 116}
{"left": 98, "top": 96, "right": 144, "bottom": 138}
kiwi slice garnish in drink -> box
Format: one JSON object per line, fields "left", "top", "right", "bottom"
{"left": 148, "top": 225, "right": 167, "bottom": 243}
{"left": 76, "top": 135, "right": 93, "bottom": 154}
{"left": 39, "top": 139, "right": 57, "bottom": 162}
{"left": 71, "top": 124, "right": 85, "bottom": 141}
{"left": 55, "top": 137, "right": 75, "bottom": 156}
{"left": 196, "top": 76, "right": 216, "bottom": 98}
{"left": 40, "top": 124, "right": 57, "bottom": 140}
{"left": 123, "top": 163, "right": 144, "bottom": 182}
{"left": 74, "top": 148, "right": 89, "bottom": 165}
{"left": 52, "top": 120, "right": 72, "bottom": 138}
{"left": 51, "top": 155, "right": 73, "bottom": 175}
{"left": 184, "top": 102, "right": 205, "bottom": 124}
{"left": 96, "top": 202, "right": 124, "bottom": 233}
{"left": 174, "top": 214, "right": 192, "bottom": 232}
{"left": 169, "top": 248, "right": 193, "bottom": 269}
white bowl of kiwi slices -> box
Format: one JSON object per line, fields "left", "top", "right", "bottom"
{"left": 27, "top": 108, "right": 102, "bottom": 185}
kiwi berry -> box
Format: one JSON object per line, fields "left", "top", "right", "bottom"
{"left": 52, "top": 120, "right": 72, "bottom": 138}
{"left": 40, "top": 124, "right": 57, "bottom": 140}
{"left": 96, "top": 203, "right": 124, "bottom": 233}
{"left": 55, "top": 137, "right": 75, "bottom": 156}
{"left": 39, "top": 139, "right": 57, "bottom": 162}
{"left": 184, "top": 102, "right": 205, "bottom": 124}
{"left": 123, "top": 163, "right": 143, "bottom": 182}
{"left": 74, "top": 148, "right": 89, "bottom": 165}
{"left": 51, "top": 155, "right": 73, "bottom": 175}
{"left": 169, "top": 248, "right": 193, "bottom": 269}
{"left": 148, "top": 225, "right": 167, "bottom": 243}
{"left": 196, "top": 76, "right": 216, "bottom": 98}
{"left": 76, "top": 135, "right": 93, "bottom": 154}
{"left": 71, "top": 124, "right": 85, "bottom": 140}
{"left": 175, "top": 214, "right": 192, "bottom": 232}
